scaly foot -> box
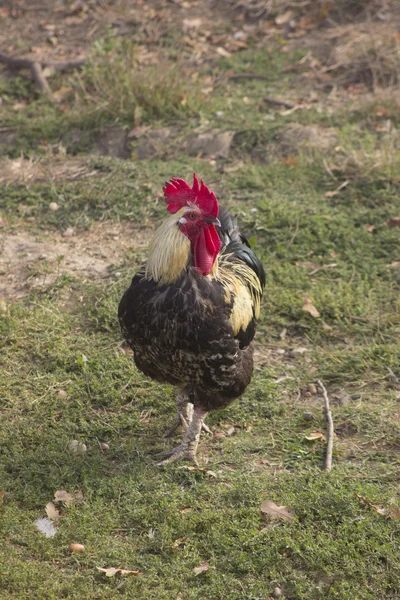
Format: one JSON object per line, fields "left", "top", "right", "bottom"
{"left": 156, "top": 444, "right": 199, "bottom": 466}
{"left": 164, "top": 395, "right": 211, "bottom": 437}
{"left": 157, "top": 408, "right": 208, "bottom": 467}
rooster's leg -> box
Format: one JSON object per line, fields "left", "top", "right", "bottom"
{"left": 163, "top": 392, "right": 193, "bottom": 438}
{"left": 157, "top": 408, "right": 208, "bottom": 466}
{"left": 164, "top": 392, "right": 211, "bottom": 437}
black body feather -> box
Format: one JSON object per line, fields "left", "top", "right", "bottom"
{"left": 118, "top": 206, "right": 265, "bottom": 412}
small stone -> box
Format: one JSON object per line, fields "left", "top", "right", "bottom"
{"left": 272, "top": 587, "right": 282, "bottom": 598}
{"left": 290, "top": 347, "right": 308, "bottom": 356}
{"left": 57, "top": 390, "right": 68, "bottom": 399}
{"left": 100, "top": 442, "right": 109, "bottom": 451}
{"left": 49, "top": 202, "right": 59, "bottom": 211}
{"left": 307, "top": 383, "right": 317, "bottom": 395}
{"left": 226, "top": 426, "right": 236, "bottom": 437}
{"left": 332, "top": 391, "right": 351, "bottom": 406}
{"left": 303, "top": 391, "right": 312, "bottom": 398}
{"left": 303, "top": 412, "right": 314, "bottom": 421}
{"left": 26, "top": 216, "right": 36, "bottom": 222}
{"left": 63, "top": 227, "right": 75, "bottom": 238}
{"left": 69, "top": 543, "right": 85, "bottom": 553}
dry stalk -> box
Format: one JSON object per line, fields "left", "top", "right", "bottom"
{"left": 317, "top": 379, "right": 334, "bottom": 471}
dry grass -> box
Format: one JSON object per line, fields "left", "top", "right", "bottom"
{"left": 330, "top": 22, "right": 400, "bottom": 89}
{"left": 69, "top": 38, "right": 201, "bottom": 125}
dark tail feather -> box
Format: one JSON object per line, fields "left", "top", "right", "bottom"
{"left": 217, "top": 207, "right": 265, "bottom": 289}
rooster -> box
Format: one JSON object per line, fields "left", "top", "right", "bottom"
{"left": 118, "top": 174, "right": 265, "bottom": 465}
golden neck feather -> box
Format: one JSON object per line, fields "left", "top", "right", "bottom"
{"left": 145, "top": 212, "right": 191, "bottom": 284}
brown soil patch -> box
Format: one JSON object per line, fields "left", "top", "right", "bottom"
{"left": 0, "top": 157, "right": 98, "bottom": 185}
{"left": 0, "top": 221, "right": 153, "bottom": 299}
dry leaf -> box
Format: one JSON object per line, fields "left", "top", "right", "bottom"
{"left": 193, "top": 562, "right": 215, "bottom": 575}
{"left": 302, "top": 296, "right": 320, "bottom": 318}
{"left": 386, "top": 507, "right": 400, "bottom": 519}
{"left": 183, "top": 18, "right": 202, "bottom": 30}
{"left": 260, "top": 500, "right": 294, "bottom": 521}
{"left": 275, "top": 10, "right": 294, "bottom": 25}
{"left": 216, "top": 47, "right": 231, "bottom": 58}
{"left": 177, "top": 466, "right": 217, "bottom": 477}
{"left": 355, "top": 493, "right": 400, "bottom": 518}
{"left": 96, "top": 567, "right": 142, "bottom": 577}
{"left": 325, "top": 180, "right": 349, "bottom": 197}
{"left": 0, "top": 490, "right": 4, "bottom": 505}
{"left": 304, "top": 432, "right": 325, "bottom": 441}
{"left": 171, "top": 537, "right": 188, "bottom": 551}
{"left": 35, "top": 517, "right": 57, "bottom": 537}
{"left": 45, "top": 502, "right": 60, "bottom": 521}
{"left": 54, "top": 489, "right": 83, "bottom": 507}
{"left": 291, "top": 346, "right": 309, "bottom": 355}
{"left": 387, "top": 218, "right": 400, "bottom": 228}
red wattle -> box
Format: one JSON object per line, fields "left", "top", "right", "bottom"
{"left": 193, "top": 225, "right": 221, "bottom": 275}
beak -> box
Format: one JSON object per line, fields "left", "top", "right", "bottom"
{"left": 204, "top": 217, "right": 221, "bottom": 227}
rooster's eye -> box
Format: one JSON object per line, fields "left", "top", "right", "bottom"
{"left": 188, "top": 213, "right": 197, "bottom": 221}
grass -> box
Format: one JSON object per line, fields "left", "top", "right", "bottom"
{"left": 1, "top": 7, "right": 400, "bottom": 599}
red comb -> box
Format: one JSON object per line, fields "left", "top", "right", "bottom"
{"left": 163, "top": 173, "right": 218, "bottom": 218}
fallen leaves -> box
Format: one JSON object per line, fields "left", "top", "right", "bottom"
{"left": 54, "top": 489, "right": 84, "bottom": 507}
{"left": 171, "top": 537, "right": 188, "bottom": 551}
{"left": 193, "top": 562, "right": 215, "bottom": 576}
{"left": 45, "top": 502, "right": 60, "bottom": 521}
{"left": 387, "top": 217, "right": 400, "bottom": 228}
{"left": 325, "top": 180, "right": 349, "bottom": 198}
{"left": 96, "top": 567, "right": 143, "bottom": 577}
{"left": 304, "top": 432, "right": 326, "bottom": 441}
{"left": 355, "top": 493, "right": 400, "bottom": 519}
{"left": 260, "top": 500, "right": 294, "bottom": 522}
{"left": 302, "top": 296, "right": 320, "bottom": 318}
{"left": 177, "top": 466, "right": 217, "bottom": 478}
{"left": 35, "top": 488, "right": 84, "bottom": 537}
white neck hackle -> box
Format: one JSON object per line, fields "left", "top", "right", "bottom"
{"left": 145, "top": 210, "right": 191, "bottom": 284}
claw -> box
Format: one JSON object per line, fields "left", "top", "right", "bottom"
{"left": 202, "top": 423, "right": 212, "bottom": 435}
{"left": 163, "top": 416, "right": 181, "bottom": 438}
{"left": 157, "top": 445, "right": 199, "bottom": 466}
{"left": 157, "top": 408, "right": 208, "bottom": 467}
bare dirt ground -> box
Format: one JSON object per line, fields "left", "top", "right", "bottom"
{"left": 1, "top": 0, "right": 400, "bottom": 298}
{"left": 0, "top": 221, "right": 152, "bottom": 298}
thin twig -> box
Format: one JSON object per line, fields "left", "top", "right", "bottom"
{"left": 228, "top": 73, "right": 270, "bottom": 81}
{"left": 264, "top": 97, "right": 295, "bottom": 109}
{"left": 317, "top": 380, "right": 334, "bottom": 471}
{"left": 0, "top": 52, "right": 86, "bottom": 100}
{"left": 0, "top": 53, "right": 86, "bottom": 71}
{"left": 30, "top": 62, "right": 53, "bottom": 98}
